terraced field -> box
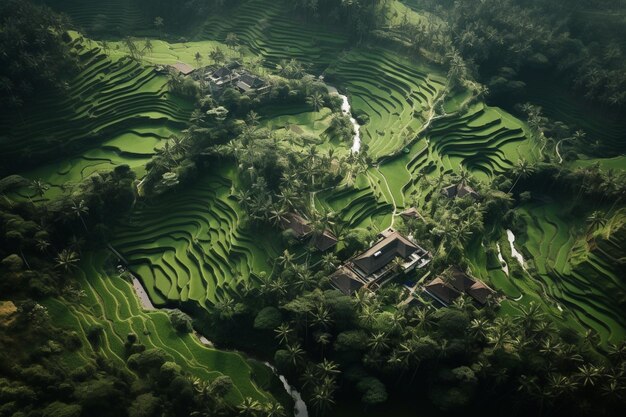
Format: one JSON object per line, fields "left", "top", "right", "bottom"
{"left": 44, "top": 251, "right": 273, "bottom": 404}
{"left": 516, "top": 203, "right": 626, "bottom": 344}
{"left": 40, "top": 0, "right": 151, "bottom": 36}
{"left": 202, "top": 0, "right": 349, "bottom": 71}
{"left": 326, "top": 48, "right": 447, "bottom": 159}
{"left": 113, "top": 165, "right": 283, "bottom": 307}
{"left": 0, "top": 34, "right": 191, "bottom": 199}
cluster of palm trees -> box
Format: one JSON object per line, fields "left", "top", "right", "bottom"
{"left": 220, "top": 115, "right": 367, "bottom": 228}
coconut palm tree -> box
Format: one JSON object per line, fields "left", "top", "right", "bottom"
{"left": 311, "top": 304, "right": 333, "bottom": 330}
{"left": 71, "top": 199, "right": 89, "bottom": 232}
{"left": 285, "top": 342, "right": 305, "bottom": 366}
{"left": 368, "top": 331, "right": 389, "bottom": 353}
{"left": 586, "top": 210, "right": 607, "bottom": 237}
{"left": 306, "top": 92, "right": 325, "bottom": 112}
{"left": 310, "top": 383, "right": 335, "bottom": 417}
{"left": 237, "top": 397, "right": 261, "bottom": 416}
{"left": 508, "top": 158, "right": 535, "bottom": 194}
{"left": 320, "top": 252, "right": 339, "bottom": 273}
{"left": 317, "top": 359, "right": 340, "bottom": 379}
{"left": 29, "top": 179, "right": 49, "bottom": 202}
{"left": 55, "top": 249, "right": 80, "bottom": 272}
{"left": 274, "top": 323, "right": 293, "bottom": 346}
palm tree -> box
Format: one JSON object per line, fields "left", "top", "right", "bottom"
{"left": 317, "top": 359, "right": 340, "bottom": 379}
{"left": 209, "top": 47, "right": 226, "bottom": 64}
{"left": 311, "top": 304, "right": 333, "bottom": 330}
{"left": 576, "top": 364, "right": 602, "bottom": 387}
{"left": 368, "top": 331, "right": 389, "bottom": 353}
{"left": 29, "top": 179, "right": 49, "bottom": 202}
{"left": 237, "top": 397, "right": 261, "bottom": 416}
{"left": 71, "top": 199, "right": 89, "bottom": 232}
{"left": 274, "top": 323, "right": 293, "bottom": 345}
{"left": 285, "top": 342, "right": 305, "bottom": 366}
{"left": 143, "top": 39, "right": 153, "bottom": 55}
{"left": 306, "top": 92, "right": 325, "bottom": 112}
{"left": 508, "top": 159, "right": 535, "bottom": 194}
{"left": 225, "top": 32, "right": 239, "bottom": 49}
{"left": 263, "top": 402, "right": 286, "bottom": 417}
{"left": 194, "top": 51, "right": 202, "bottom": 67}
{"left": 310, "top": 383, "right": 335, "bottom": 417}
{"left": 586, "top": 210, "right": 607, "bottom": 237}
{"left": 320, "top": 253, "right": 339, "bottom": 273}
{"left": 246, "top": 110, "right": 260, "bottom": 127}
{"left": 276, "top": 249, "right": 295, "bottom": 268}
{"left": 55, "top": 249, "right": 80, "bottom": 272}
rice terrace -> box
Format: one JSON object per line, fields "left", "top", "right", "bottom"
{"left": 0, "top": 1, "right": 625, "bottom": 417}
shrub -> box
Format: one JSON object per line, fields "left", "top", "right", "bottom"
{"left": 168, "top": 309, "right": 193, "bottom": 333}
{"left": 253, "top": 307, "right": 282, "bottom": 330}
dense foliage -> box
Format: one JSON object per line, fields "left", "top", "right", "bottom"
{"left": 0, "top": 0, "right": 77, "bottom": 112}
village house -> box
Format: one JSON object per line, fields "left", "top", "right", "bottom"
{"left": 280, "top": 213, "right": 338, "bottom": 252}
{"left": 423, "top": 267, "right": 495, "bottom": 307}
{"left": 331, "top": 229, "right": 431, "bottom": 295}
{"left": 441, "top": 182, "right": 479, "bottom": 199}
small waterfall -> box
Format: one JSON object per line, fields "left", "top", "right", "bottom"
{"left": 264, "top": 363, "right": 309, "bottom": 417}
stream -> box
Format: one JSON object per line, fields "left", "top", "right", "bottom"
{"left": 506, "top": 229, "right": 527, "bottom": 271}
{"left": 495, "top": 243, "right": 509, "bottom": 276}
{"left": 124, "top": 267, "right": 308, "bottom": 416}
{"left": 326, "top": 85, "right": 361, "bottom": 153}
{"left": 265, "top": 363, "right": 309, "bottom": 417}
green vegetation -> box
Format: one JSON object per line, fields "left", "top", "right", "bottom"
{"left": 2, "top": 0, "right": 625, "bottom": 416}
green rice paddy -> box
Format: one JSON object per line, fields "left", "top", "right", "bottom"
{"left": 13, "top": 0, "right": 626, "bottom": 383}
{"left": 44, "top": 251, "right": 273, "bottom": 404}
{"left": 113, "top": 164, "right": 284, "bottom": 307}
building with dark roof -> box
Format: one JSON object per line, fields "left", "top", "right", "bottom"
{"left": 331, "top": 229, "right": 431, "bottom": 296}
{"left": 400, "top": 207, "right": 424, "bottom": 221}
{"left": 422, "top": 267, "right": 495, "bottom": 307}
{"left": 280, "top": 213, "right": 337, "bottom": 252}
{"left": 442, "top": 183, "right": 479, "bottom": 199}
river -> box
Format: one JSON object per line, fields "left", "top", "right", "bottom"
{"left": 264, "top": 363, "right": 309, "bottom": 417}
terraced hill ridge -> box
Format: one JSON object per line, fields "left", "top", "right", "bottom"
{"left": 44, "top": 251, "right": 274, "bottom": 404}
{"left": 0, "top": 34, "right": 191, "bottom": 198}
{"left": 113, "top": 166, "right": 283, "bottom": 308}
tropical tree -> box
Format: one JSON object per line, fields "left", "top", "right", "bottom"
{"left": 274, "top": 323, "right": 294, "bottom": 346}
{"left": 225, "top": 32, "right": 239, "bottom": 49}
{"left": 55, "top": 249, "right": 80, "bottom": 272}
{"left": 508, "top": 158, "right": 535, "bottom": 194}
{"left": 194, "top": 51, "right": 202, "bottom": 66}
{"left": 586, "top": 210, "right": 607, "bottom": 237}
{"left": 209, "top": 47, "right": 226, "bottom": 64}
{"left": 306, "top": 92, "right": 325, "bottom": 112}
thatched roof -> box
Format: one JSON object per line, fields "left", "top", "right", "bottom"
{"left": 170, "top": 62, "right": 195, "bottom": 75}
{"left": 442, "top": 183, "right": 479, "bottom": 199}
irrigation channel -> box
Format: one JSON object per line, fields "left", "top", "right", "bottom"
{"left": 120, "top": 258, "right": 309, "bottom": 415}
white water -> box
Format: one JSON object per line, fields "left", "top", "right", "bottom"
{"left": 495, "top": 243, "right": 509, "bottom": 276}
{"left": 265, "top": 362, "right": 309, "bottom": 417}
{"left": 506, "top": 230, "right": 527, "bottom": 271}
{"left": 327, "top": 85, "right": 361, "bottom": 153}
